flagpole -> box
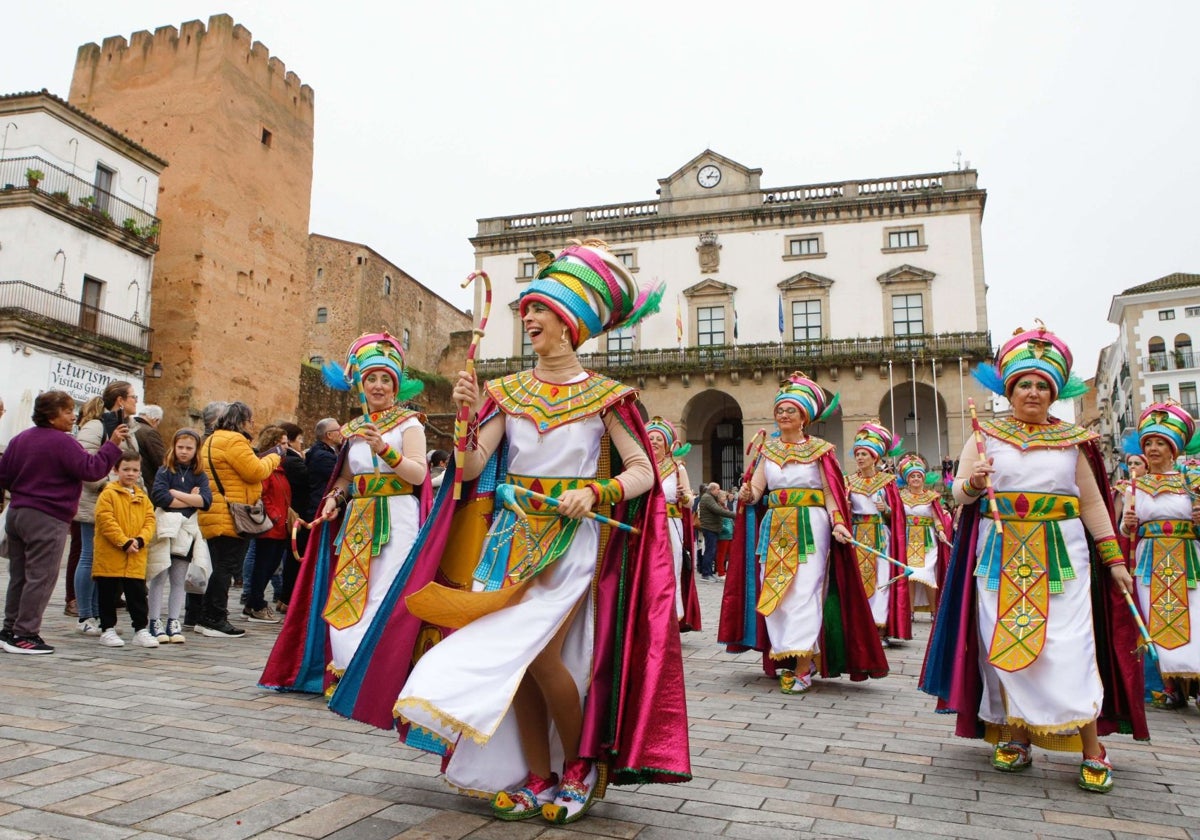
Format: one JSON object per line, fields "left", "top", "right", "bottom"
{"left": 888, "top": 359, "right": 896, "bottom": 462}
{"left": 931, "top": 358, "right": 942, "bottom": 460}
{"left": 911, "top": 357, "right": 919, "bottom": 456}
{"left": 958, "top": 356, "right": 966, "bottom": 452}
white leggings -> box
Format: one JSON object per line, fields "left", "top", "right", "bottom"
{"left": 147, "top": 558, "right": 189, "bottom": 622}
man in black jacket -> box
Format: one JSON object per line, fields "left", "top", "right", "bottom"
{"left": 305, "top": 417, "right": 343, "bottom": 515}
{"left": 697, "top": 482, "right": 735, "bottom": 581}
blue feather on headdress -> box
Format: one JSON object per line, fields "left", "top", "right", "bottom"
{"left": 321, "top": 360, "right": 352, "bottom": 392}
{"left": 1120, "top": 429, "right": 1142, "bottom": 457}
{"left": 972, "top": 363, "right": 1005, "bottom": 397}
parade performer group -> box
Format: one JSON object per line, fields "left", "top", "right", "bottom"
{"left": 647, "top": 416, "right": 702, "bottom": 631}
{"left": 846, "top": 421, "right": 909, "bottom": 643}
{"left": 1119, "top": 401, "right": 1200, "bottom": 710}
{"left": 719, "top": 372, "right": 888, "bottom": 695}
{"left": 922, "top": 322, "right": 1148, "bottom": 794}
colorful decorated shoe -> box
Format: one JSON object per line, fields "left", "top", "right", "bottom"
{"left": 1150, "top": 689, "right": 1186, "bottom": 710}
{"left": 491, "top": 772, "right": 558, "bottom": 821}
{"left": 990, "top": 740, "right": 1032, "bottom": 772}
{"left": 542, "top": 759, "right": 604, "bottom": 824}
{"left": 1078, "top": 747, "right": 1113, "bottom": 793}
{"left": 779, "top": 669, "right": 799, "bottom": 694}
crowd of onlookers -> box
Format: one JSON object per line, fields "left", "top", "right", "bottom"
{"left": 0, "top": 384, "right": 453, "bottom": 656}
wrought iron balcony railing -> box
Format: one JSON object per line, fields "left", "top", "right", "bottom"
{"left": 1143, "top": 351, "right": 1196, "bottom": 373}
{"left": 0, "top": 280, "right": 151, "bottom": 354}
{"left": 475, "top": 331, "right": 993, "bottom": 380}
{"left": 0, "top": 156, "right": 160, "bottom": 244}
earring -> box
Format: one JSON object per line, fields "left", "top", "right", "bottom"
{"left": 559, "top": 330, "right": 571, "bottom": 353}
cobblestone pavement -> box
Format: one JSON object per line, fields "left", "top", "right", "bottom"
{"left": 2, "top": 570, "right": 1198, "bottom": 839}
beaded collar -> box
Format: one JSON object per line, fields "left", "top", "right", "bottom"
{"left": 846, "top": 471, "right": 895, "bottom": 496}
{"left": 900, "top": 487, "right": 942, "bottom": 506}
{"left": 657, "top": 458, "right": 678, "bottom": 481}
{"left": 1134, "top": 472, "right": 1198, "bottom": 497}
{"left": 486, "top": 369, "right": 633, "bottom": 434}
{"left": 982, "top": 417, "right": 1097, "bottom": 450}
{"left": 761, "top": 436, "right": 832, "bottom": 467}
{"left": 342, "top": 406, "right": 423, "bottom": 438}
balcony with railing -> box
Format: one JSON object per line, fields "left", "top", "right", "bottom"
{"left": 475, "top": 331, "right": 992, "bottom": 380}
{"left": 0, "top": 156, "right": 160, "bottom": 249}
{"left": 1142, "top": 350, "right": 1196, "bottom": 373}
{"left": 0, "top": 280, "right": 151, "bottom": 359}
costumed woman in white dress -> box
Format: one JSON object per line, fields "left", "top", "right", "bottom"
{"left": 389, "top": 240, "right": 690, "bottom": 826}
{"left": 647, "top": 416, "right": 698, "bottom": 629}
{"left": 1119, "top": 400, "right": 1200, "bottom": 710}
{"left": 896, "top": 453, "right": 951, "bottom": 617}
{"left": 846, "top": 421, "right": 906, "bottom": 642}
{"left": 260, "top": 333, "right": 428, "bottom": 696}
{"left": 922, "top": 323, "right": 1147, "bottom": 795}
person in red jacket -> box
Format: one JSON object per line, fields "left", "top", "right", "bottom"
{"left": 246, "top": 426, "right": 290, "bottom": 624}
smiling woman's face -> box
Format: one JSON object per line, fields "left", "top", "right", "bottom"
{"left": 523, "top": 302, "right": 571, "bottom": 356}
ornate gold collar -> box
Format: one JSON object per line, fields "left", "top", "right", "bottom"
{"left": 983, "top": 417, "right": 1097, "bottom": 450}
{"left": 900, "top": 487, "right": 942, "bottom": 506}
{"left": 762, "top": 437, "right": 832, "bottom": 467}
{"left": 342, "top": 406, "right": 422, "bottom": 437}
{"left": 846, "top": 471, "right": 895, "bottom": 496}
{"left": 486, "top": 369, "right": 633, "bottom": 434}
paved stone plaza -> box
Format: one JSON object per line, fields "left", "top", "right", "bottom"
{"left": 1, "top": 572, "right": 1198, "bottom": 839}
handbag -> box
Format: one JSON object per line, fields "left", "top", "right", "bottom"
{"left": 207, "top": 437, "right": 275, "bottom": 538}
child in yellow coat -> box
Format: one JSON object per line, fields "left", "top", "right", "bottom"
{"left": 93, "top": 452, "right": 158, "bottom": 648}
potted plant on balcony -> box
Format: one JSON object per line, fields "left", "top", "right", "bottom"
{"left": 78, "top": 195, "right": 95, "bottom": 210}
{"left": 25, "top": 168, "right": 44, "bottom": 190}
{"left": 122, "top": 218, "right": 141, "bottom": 235}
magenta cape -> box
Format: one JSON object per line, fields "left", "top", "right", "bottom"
{"left": 327, "top": 394, "right": 692, "bottom": 787}
{"left": 717, "top": 449, "right": 889, "bottom": 681}
{"left": 877, "top": 479, "right": 912, "bottom": 640}
{"left": 258, "top": 444, "right": 434, "bottom": 696}
{"left": 679, "top": 505, "right": 702, "bottom": 632}
{"left": 919, "top": 441, "right": 1149, "bottom": 742}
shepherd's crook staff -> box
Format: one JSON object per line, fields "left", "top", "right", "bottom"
{"left": 967, "top": 398, "right": 1001, "bottom": 532}
{"left": 453, "top": 271, "right": 492, "bottom": 500}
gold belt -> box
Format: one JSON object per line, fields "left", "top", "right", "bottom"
{"left": 505, "top": 473, "right": 589, "bottom": 515}
{"left": 766, "top": 488, "right": 825, "bottom": 508}
{"left": 984, "top": 492, "right": 1079, "bottom": 521}
{"left": 350, "top": 473, "right": 414, "bottom": 497}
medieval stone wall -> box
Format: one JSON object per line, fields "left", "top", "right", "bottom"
{"left": 68, "top": 14, "right": 315, "bottom": 430}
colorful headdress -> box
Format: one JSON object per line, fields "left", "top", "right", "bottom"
{"left": 774, "top": 371, "right": 838, "bottom": 423}
{"left": 1129, "top": 400, "right": 1200, "bottom": 456}
{"left": 321, "top": 332, "right": 424, "bottom": 402}
{"left": 898, "top": 453, "right": 928, "bottom": 483}
{"left": 518, "top": 239, "right": 664, "bottom": 347}
{"left": 853, "top": 419, "right": 902, "bottom": 460}
{"left": 646, "top": 416, "right": 691, "bottom": 458}
{"left": 973, "top": 321, "right": 1086, "bottom": 401}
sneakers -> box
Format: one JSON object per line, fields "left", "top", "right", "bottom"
{"left": 133, "top": 628, "right": 160, "bottom": 648}
{"left": 77, "top": 617, "right": 102, "bottom": 636}
{"left": 243, "top": 605, "right": 281, "bottom": 624}
{"left": 492, "top": 771, "right": 559, "bottom": 821}
{"left": 2, "top": 634, "right": 54, "bottom": 655}
{"left": 166, "top": 619, "right": 186, "bottom": 644}
{"left": 100, "top": 628, "right": 125, "bottom": 647}
{"left": 0, "top": 628, "right": 13, "bottom": 646}
{"left": 149, "top": 620, "right": 170, "bottom": 645}
{"left": 198, "top": 622, "right": 246, "bottom": 638}
{"left": 542, "top": 759, "right": 603, "bottom": 824}
{"left": 991, "top": 740, "right": 1033, "bottom": 772}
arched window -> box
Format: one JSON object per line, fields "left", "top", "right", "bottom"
{"left": 384, "top": 275, "right": 392, "bottom": 295}
{"left": 1148, "top": 336, "right": 1166, "bottom": 371}
{"left": 1174, "top": 333, "right": 1193, "bottom": 369}
{"left": 316, "top": 307, "right": 328, "bottom": 324}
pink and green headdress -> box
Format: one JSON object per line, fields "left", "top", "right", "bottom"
{"left": 321, "top": 332, "right": 424, "bottom": 402}
{"left": 646, "top": 416, "right": 691, "bottom": 457}
{"left": 973, "top": 321, "right": 1087, "bottom": 401}
{"left": 1131, "top": 400, "right": 1200, "bottom": 456}
{"left": 774, "top": 370, "right": 839, "bottom": 423}
{"left": 898, "top": 453, "right": 939, "bottom": 485}
{"left": 518, "top": 239, "right": 664, "bottom": 347}
{"left": 853, "top": 419, "right": 902, "bottom": 461}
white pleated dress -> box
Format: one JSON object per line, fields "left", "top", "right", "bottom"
{"left": 396, "top": 410, "right": 602, "bottom": 796}
{"left": 661, "top": 465, "right": 685, "bottom": 620}
{"left": 849, "top": 489, "right": 891, "bottom": 627}
{"left": 1134, "top": 481, "right": 1200, "bottom": 679}
{"left": 974, "top": 441, "right": 1104, "bottom": 733}
{"left": 329, "top": 417, "right": 422, "bottom": 672}
{"left": 760, "top": 458, "right": 830, "bottom": 659}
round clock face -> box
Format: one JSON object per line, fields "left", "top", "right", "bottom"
{"left": 697, "top": 164, "right": 722, "bottom": 189}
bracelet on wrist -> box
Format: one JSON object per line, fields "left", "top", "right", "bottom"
{"left": 377, "top": 444, "right": 403, "bottom": 468}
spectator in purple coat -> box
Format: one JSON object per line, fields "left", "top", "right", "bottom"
{"left": 0, "top": 391, "right": 128, "bottom": 654}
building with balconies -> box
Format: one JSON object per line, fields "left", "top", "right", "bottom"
{"left": 471, "top": 151, "right": 995, "bottom": 486}
{"left": 0, "top": 90, "right": 165, "bottom": 447}
{"left": 1098, "top": 272, "right": 1200, "bottom": 472}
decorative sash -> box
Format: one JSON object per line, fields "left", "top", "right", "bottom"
{"left": 976, "top": 492, "right": 1080, "bottom": 673}
{"left": 905, "top": 514, "right": 935, "bottom": 568}
{"left": 1136, "top": 519, "right": 1199, "bottom": 649}
{"left": 471, "top": 474, "right": 589, "bottom": 591}
{"left": 756, "top": 487, "right": 826, "bottom": 616}
{"left": 324, "top": 473, "right": 416, "bottom": 630}
{"left": 852, "top": 513, "right": 885, "bottom": 597}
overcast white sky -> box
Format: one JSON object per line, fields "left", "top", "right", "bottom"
{"left": 4, "top": 1, "right": 1198, "bottom": 376}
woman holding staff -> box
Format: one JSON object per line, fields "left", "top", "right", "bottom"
{"left": 922, "top": 323, "right": 1147, "bottom": 794}
{"left": 1119, "top": 401, "right": 1200, "bottom": 710}
{"left": 720, "top": 372, "right": 887, "bottom": 695}
{"left": 846, "top": 420, "right": 908, "bottom": 643}
{"left": 896, "top": 453, "right": 951, "bottom": 617}
{"left": 260, "top": 332, "right": 429, "bottom": 696}
{"left": 332, "top": 239, "right": 689, "bottom": 825}
{"left": 647, "top": 416, "right": 701, "bottom": 630}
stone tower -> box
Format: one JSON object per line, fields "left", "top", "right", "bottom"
{"left": 69, "top": 14, "right": 315, "bottom": 430}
